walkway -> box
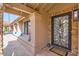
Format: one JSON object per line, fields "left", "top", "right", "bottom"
{"left": 3, "top": 34, "right": 58, "bottom": 56}
{"left": 3, "top": 34, "right": 31, "bottom": 56}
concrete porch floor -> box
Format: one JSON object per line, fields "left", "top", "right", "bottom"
{"left": 3, "top": 34, "right": 59, "bottom": 56}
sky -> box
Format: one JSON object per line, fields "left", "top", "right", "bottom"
{"left": 3, "top": 12, "right": 20, "bottom": 23}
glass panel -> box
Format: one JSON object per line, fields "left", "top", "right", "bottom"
{"left": 24, "top": 21, "right": 27, "bottom": 34}
{"left": 54, "top": 15, "right": 69, "bottom": 48}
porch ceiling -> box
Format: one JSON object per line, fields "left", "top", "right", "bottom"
{"left": 22, "top": 3, "right": 77, "bottom": 13}
{"left": 3, "top": 3, "right": 78, "bottom": 26}
{"left": 4, "top": 3, "right": 78, "bottom": 15}
{"left": 4, "top": 3, "right": 36, "bottom": 15}
{"left": 4, "top": 3, "right": 56, "bottom": 15}
{"left": 22, "top": 3, "right": 55, "bottom": 12}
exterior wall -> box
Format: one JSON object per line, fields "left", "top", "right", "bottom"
{"left": 72, "top": 18, "right": 78, "bottom": 55}
{"left": 11, "top": 12, "right": 50, "bottom": 55}
{"left": 28, "top": 4, "right": 79, "bottom": 56}
{"left": 34, "top": 12, "right": 51, "bottom": 54}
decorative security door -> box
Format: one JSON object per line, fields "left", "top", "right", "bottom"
{"left": 51, "top": 12, "right": 71, "bottom": 50}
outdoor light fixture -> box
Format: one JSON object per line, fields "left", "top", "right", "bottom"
{"left": 74, "top": 10, "right": 79, "bottom": 20}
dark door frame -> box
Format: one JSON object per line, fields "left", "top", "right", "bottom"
{"left": 51, "top": 12, "right": 72, "bottom": 50}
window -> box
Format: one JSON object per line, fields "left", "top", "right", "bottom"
{"left": 24, "top": 21, "right": 31, "bottom": 35}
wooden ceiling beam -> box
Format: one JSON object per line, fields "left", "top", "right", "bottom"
{"left": 4, "top": 6, "right": 29, "bottom": 17}
{"left": 39, "top": 3, "right": 47, "bottom": 11}
{"left": 4, "top": 3, "right": 36, "bottom": 14}
{"left": 33, "top": 3, "right": 40, "bottom": 9}
{"left": 45, "top": 4, "right": 56, "bottom": 12}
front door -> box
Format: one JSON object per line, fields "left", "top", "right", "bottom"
{"left": 51, "top": 12, "right": 72, "bottom": 50}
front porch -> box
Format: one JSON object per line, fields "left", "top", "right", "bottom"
{"left": 2, "top": 3, "right": 79, "bottom": 56}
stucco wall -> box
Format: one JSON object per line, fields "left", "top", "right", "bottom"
{"left": 12, "top": 12, "right": 51, "bottom": 55}
{"left": 34, "top": 12, "right": 51, "bottom": 54}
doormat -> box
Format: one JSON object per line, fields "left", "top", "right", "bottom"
{"left": 50, "top": 47, "right": 68, "bottom": 56}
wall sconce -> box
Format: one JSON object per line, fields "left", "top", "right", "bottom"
{"left": 73, "top": 10, "right": 78, "bottom": 20}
